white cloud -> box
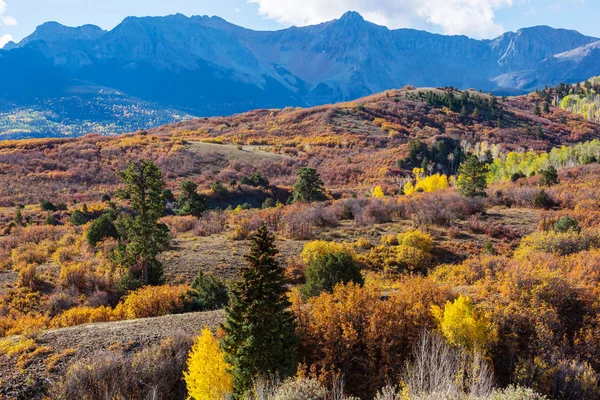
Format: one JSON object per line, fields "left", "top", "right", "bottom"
{"left": 248, "top": 0, "right": 514, "bottom": 39}
{"left": 0, "top": 33, "right": 13, "bottom": 48}
{"left": 0, "top": 0, "right": 17, "bottom": 27}
{"left": 1, "top": 15, "right": 16, "bottom": 26}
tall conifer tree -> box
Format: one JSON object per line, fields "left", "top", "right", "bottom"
{"left": 221, "top": 225, "right": 298, "bottom": 397}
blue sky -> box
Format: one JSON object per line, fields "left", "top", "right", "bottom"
{"left": 1, "top": 0, "right": 599, "bottom": 47}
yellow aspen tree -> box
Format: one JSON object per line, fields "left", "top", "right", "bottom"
{"left": 185, "top": 327, "right": 233, "bottom": 400}
{"left": 431, "top": 295, "right": 496, "bottom": 351}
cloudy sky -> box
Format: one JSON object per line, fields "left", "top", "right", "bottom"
{"left": 1, "top": 0, "right": 597, "bottom": 47}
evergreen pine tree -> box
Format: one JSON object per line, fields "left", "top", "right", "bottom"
{"left": 292, "top": 168, "right": 326, "bottom": 203}
{"left": 115, "top": 160, "right": 170, "bottom": 285}
{"left": 543, "top": 102, "right": 550, "bottom": 113}
{"left": 221, "top": 225, "right": 298, "bottom": 397}
{"left": 457, "top": 156, "right": 489, "bottom": 198}
{"left": 14, "top": 205, "right": 24, "bottom": 227}
{"left": 175, "top": 180, "right": 208, "bottom": 218}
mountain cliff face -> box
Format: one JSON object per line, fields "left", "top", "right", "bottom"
{"left": 1, "top": 11, "right": 600, "bottom": 137}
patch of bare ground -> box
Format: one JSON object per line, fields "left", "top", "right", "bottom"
{"left": 187, "top": 141, "right": 291, "bottom": 162}
{"left": 161, "top": 234, "right": 306, "bottom": 283}
{"left": 0, "top": 310, "right": 224, "bottom": 399}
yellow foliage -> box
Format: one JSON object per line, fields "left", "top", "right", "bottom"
{"left": 373, "top": 186, "right": 385, "bottom": 198}
{"left": 381, "top": 234, "right": 399, "bottom": 246}
{"left": 58, "top": 262, "right": 90, "bottom": 292}
{"left": 397, "top": 230, "right": 434, "bottom": 254}
{"left": 301, "top": 240, "right": 357, "bottom": 265}
{"left": 352, "top": 237, "right": 373, "bottom": 250}
{"left": 185, "top": 327, "right": 233, "bottom": 400}
{"left": 114, "top": 285, "right": 191, "bottom": 320}
{"left": 0, "top": 337, "right": 36, "bottom": 357}
{"left": 416, "top": 173, "right": 450, "bottom": 193}
{"left": 51, "top": 306, "right": 115, "bottom": 328}
{"left": 403, "top": 168, "right": 450, "bottom": 196}
{"left": 5, "top": 313, "right": 50, "bottom": 337}
{"left": 432, "top": 295, "right": 496, "bottom": 351}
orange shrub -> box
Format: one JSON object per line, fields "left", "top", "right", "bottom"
{"left": 293, "top": 278, "right": 451, "bottom": 398}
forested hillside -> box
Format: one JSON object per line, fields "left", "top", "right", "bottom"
{"left": 2, "top": 87, "right": 600, "bottom": 399}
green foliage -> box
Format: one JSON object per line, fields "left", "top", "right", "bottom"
{"left": 540, "top": 166, "right": 559, "bottom": 186}
{"left": 457, "top": 156, "right": 489, "bottom": 197}
{"left": 69, "top": 210, "right": 87, "bottom": 226}
{"left": 489, "top": 385, "right": 548, "bottom": 400}
{"left": 221, "top": 225, "right": 298, "bottom": 397}
{"left": 302, "top": 252, "right": 363, "bottom": 298}
{"left": 240, "top": 172, "right": 269, "bottom": 187}
{"left": 292, "top": 168, "right": 326, "bottom": 203}
{"left": 399, "top": 137, "right": 465, "bottom": 175}
{"left": 40, "top": 200, "right": 56, "bottom": 212}
{"left": 87, "top": 214, "right": 119, "bottom": 246}
{"left": 190, "top": 271, "right": 229, "bottom": 311}
{"left": 162, "top": 189, "right": 175, "bottom": 203}
{"left": 44, "top": 212, "right": 56, "bottom": 226}
{"left": 487, "top": 140, "right": 600, "bottom": 183}
{"left": 211, "top": 181, "right": 229, "bottom": 197}
{"left": 175, "top": 180, "right": 208, "bottom": 218}
{"left": 262, "top": 198, "right": 276, "bottom": 209}
{"left": 559, "top": 93, "right": 600, "bottom": 123}
{"left": 424, "top": 89, "right": 501, "bottom": 121}
{"left": 114, "top": 160, "right": 170, "bottom": 286}
{"left": 14, "top": 205, "right": 24, "bottom": 227}
{"left": 534, "top": 189, "right": 554, "bottom": 210}
{"left": 554, "top": 216, "right": 581, "bottom": 233}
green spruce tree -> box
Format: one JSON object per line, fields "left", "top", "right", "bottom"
{"left": 115, "top": 160, "right": 170, "bottom": 286}
{"left": 175, "top": 180, "right": 208, "bottom": 218}
{"left": 292, "top": 167, "right": 326, "bottom": 203}
{"left": 221, "top": 225, "right": 298, "bottom": 397}
{"left": 457, "top": 155, "right": 489, "bottom": 198}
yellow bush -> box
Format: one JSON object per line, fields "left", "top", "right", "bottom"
{"left": 52, "top": 242, "right": 80, "bottom": 265}
{"left": 5, "top": 313, "right": 50, "bottom": 337}
{"left": 301, "top": 240, "right": 357, "bottom": 265}
{"left": 0, "top": 337, "right": 37, "bottom": 357}
{"left": 373, "top": 186, "right": 385, "bottom": 198}
{"left": 12, "top": 242, "right": 49, "bottom": 270}
{"left": 51, "top": 306, "right": 115, "bottom": 328}
{"left": 17, "top": 264, "right": 40, "bottom": 290}
{"left": 353, "top": 237, "right": 373, "bottom": 250}
{"left": 185, "top": 327, "right": 233, "bottom": 400}
{"left": 432, "top": 295, "right": 496, "bottom": 351}
{"left": 58, "top": 262, "right": 90, "bottom": 292}
{"left": 398, "top": 230, "right": 434, "bottom": 254}
{"left": 380, "top": 234, "right": 399, "bottom": 246}
{"left": 114, "top": 285, "right": 191, "bottom": 320}
{"left": 397, "top": 245, "right": 432, "bottom": 273}
{"left": 404, "top": 181, "right": 416, "bottom": 196}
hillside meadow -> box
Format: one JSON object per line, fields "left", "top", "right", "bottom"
{"left": 2, "top": 87, "right": 600, "bottom": 399}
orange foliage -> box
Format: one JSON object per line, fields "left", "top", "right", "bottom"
{"left": 293, "top": 277, "right": 451, "bottom": 398}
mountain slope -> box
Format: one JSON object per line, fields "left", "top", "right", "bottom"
{"left": 2, "top": 12, "right": 600, "bottom": 138}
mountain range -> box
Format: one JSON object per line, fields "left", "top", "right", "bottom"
{"left": 2, "top": 11, "right": 600, "bottom": 138}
